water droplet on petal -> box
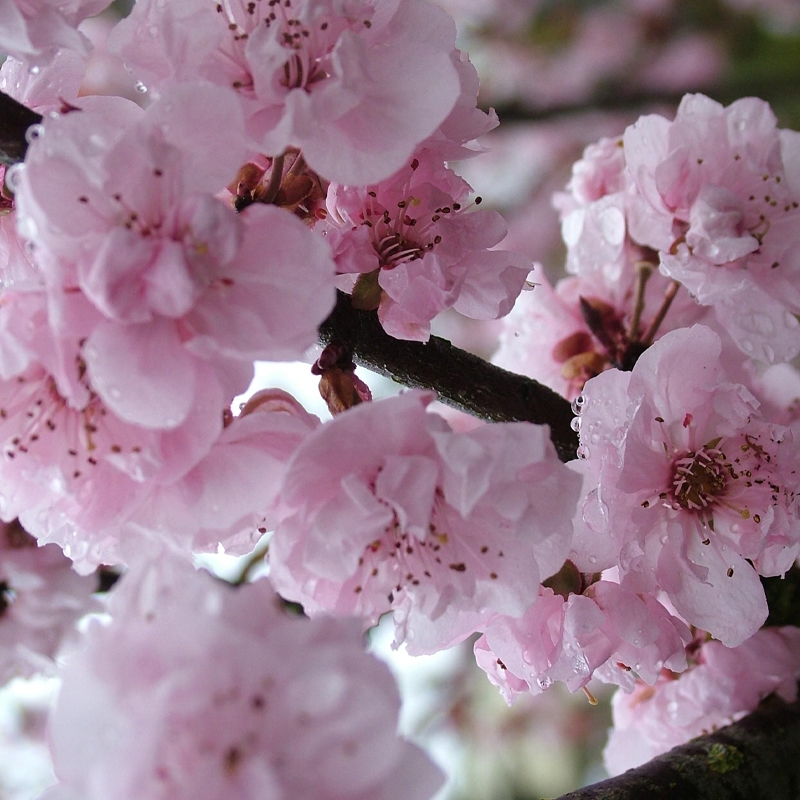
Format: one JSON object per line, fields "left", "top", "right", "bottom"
{"left": 588, "top": 556, "right": 597, "bottom": 565}
{"left": 570, "top": 417, "right": 582, "bottom": 432}
{"left": 135, "top": 81, "right": 148, "bottom": 94}
{"left": 24, "top": 124, "right": 44, "bottom": 144}
{"left": 4, "top": 163, "right": 24, "bottom": 192}
{"left": 536, "top": 677, "right": 552, "bottom": 691}
{"left": 741, "top": 339, "right": 754, "bottom": 353}
{"left": 571, "top": 394, "right": 586, "bottom": 415}
{"left": 577, "top": 444, "right": 590, "bottom": 460}
{"left": 28, "top": 65, "right": 40, "bottom": 75}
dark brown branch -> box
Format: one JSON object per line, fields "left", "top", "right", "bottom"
{"left": 556, "top": 693, "right": 800, "bottom": 800}
{"left": 0, "top": 91, "right": 42, "bottom": 166}
{"left": 318, "top": 291, "right": 578, "bottom": 462}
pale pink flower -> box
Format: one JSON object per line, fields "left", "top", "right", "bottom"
{"left": 475, "top": 580, "right": 690, "bottom": 703}
{"left": 15, "top": 86, "right": 336, "bottom": 429}
{"left": 576, "top": 324, "right": 800, "bottom": 646}
{"left": 45, "top": 554, "right": 444, "bottom": 800}
{"left": 126, "top": 389, "right": 320, "bottom": 556}
{"left": 269, "top": 390, "right": 580, "bottom": 655}
{"left": 108, "top": 0, "right": 461, "bottom": 185}
{"left": 604, "top": 626, "right": 800, "bottom": 775}
{"left": 325, "top": 152, "right": 530, "bottom": 341}
{"left": 624, "top": 94, "right": 800, "bottom": 362}
{"left": 0, "top": 519, "right": 98, "bottom": 683}
{"left": 0, "top": 0, "right": 111, "bottom": 63}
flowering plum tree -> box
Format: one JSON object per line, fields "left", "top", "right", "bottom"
{"left": 1, "top": 1, "right": 800, "bottom": 798}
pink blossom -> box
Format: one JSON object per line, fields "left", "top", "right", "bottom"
{"left": 325, "top": 153, "right": 530, "bottom": 341}
{"left": 576, "top": 324, "right": 800, "bottom": 646}
{"left": 604, "top": 626, "right": 800, "bottom": 775}
{"left": 108, "top": 0, "right": 461, "bottom": 185}
{"left": 125, "top": 389, "right": 320, "bottom": 557}
{"left": 623, "top": 94, "right": 800, "bottom": 362}
{"left": 0, "top": 0, "right": 111, "bottom": 63}
{"left": 269, "top": 390, "right": 580, "bottom": 654}
{"left": 45, "top": 554, "right": 444, "bottom": 800}
{"left": 0, "top": 519, "right": 98, "bottom": 683}
{"left": 15, "top": 87, "right": 336, "bottom": 429}
{"left": 475, "top": 580, "right": 690, "bottom": 703}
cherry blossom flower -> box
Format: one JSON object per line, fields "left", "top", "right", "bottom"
{"left": 43, "top": 554, "right": 444, "bottom": 800}
{"left": 15, "top": 86, "right": 336, "bottom": 429}
{"left": 0, "top": 519, "right": 98, "bottom": 684}
{"left": 325, "top": 153, "right": 530, "bottom": 341}
{"left": 475, "top": 579, "right": 690, "bottom": 704}
{"left": 107, "top": 0, "right": 461, "bottom": 185}
{"left": 575, "top": 324, "right": 800, "bottom": 646}
{"left": 604, "top": 625, "right": 800, "bottom": 775}
{"left": 125, "top": 389, "right": 320, "bottom": 557}
{"left": 0, "top": 0, "right": 111, "bottom": 64}
{"left": 623, "top": 94, "right": 800, "bottom": 362}
{"left": 269, "top": 390, "right": 580, "bottom": 655}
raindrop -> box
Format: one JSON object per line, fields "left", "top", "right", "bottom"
{"left": 24, "top": 124, "right": 44, "bottom": 144}
{"left": 590, "top": 432, "right": 600, "bottom": 445}
{"left": 536, "top": 677, "right": 552, "bottom": 691}
{"left": 571, "top": 394, "right": 586, "bottom": 415}
{"left": 135, "top": 81, "right": 148, "bottom": 94}
{"left": 588, "top": 556, "right": 597, "bottom": 565}
{"left": 28, "top": 65, "right": 40, "bottom": 75}
{"left": 4, "top": 163, "right": 24, "bottom": 192}
{"left": 577, "top": 444, "right": 590, "bottom": 460}
{"left": 570, "top": 416, "right": 582, "bottom": 432}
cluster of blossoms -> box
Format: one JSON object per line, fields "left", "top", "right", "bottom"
{"left": 1, "top": 0, "right": 800, "bottom": 795}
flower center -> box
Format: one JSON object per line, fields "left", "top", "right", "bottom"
{"left": 671, "top": 444, "right": 728, "bottom": 511}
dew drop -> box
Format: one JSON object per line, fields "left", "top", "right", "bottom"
{"left": 577, "top": 444, "right": 590, "bottom": 460}
{"left": 570, "top": 416, "right": 582, "bottom": 432}
{"left": 536, "top": 677, "right": 552, "bottom": 691}
{"left": 588, "top": 556, "right": 597, "bottom": 565}
{"left": 135, "top": 81, "right": 149, "bottom": 94}
{"left": 4, "top": 163, "right": 24, "bottom": 192}
{"left": 571, "top": 394, "right": 586, "bottom": 415}
{"left": 24, "top": 124, "right": 44, "bottom": 144}
{"left": 28, "top": 64, "right": 40, "bottom": 75}
{"left": 590, "top": 432, "right": 600, "bottom": 445}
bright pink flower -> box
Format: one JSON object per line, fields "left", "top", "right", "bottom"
{"left": 325, "top": 153, "right": 530, "bottom": 341}
{"left": 0, "top": 519, "right": 98, "bottom": 683}
{"left": 604, "top": 626, "right": 800, "bottom": 775}
{"left": 269, "top": 390, "right": 580, "bottom": 654}
{"left": 44, "top": 554, "right": 444, "bottom": 800}
{"left": 0, "top": 0, "right": 111, "bottom": 63}
{"left": 108, "top": 0, "right": 461, "bottom": 185}
{"left": 576, "top": 324, "right": 800, "bottom": 645}
{"left": 475, "top": 580, "right": 690, "bottom": 703}
{"left": 624, "top": 94, "right": 800, "bottom": 362}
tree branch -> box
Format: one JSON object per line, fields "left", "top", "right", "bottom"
{"left": 555, "top": 693, "right": 800, "bottom": 800}
{"left": 318, "top": 291, "right": 579, "bottom": 462}
{"left": 0, "top": 91, "right": 42, "bottom": 166}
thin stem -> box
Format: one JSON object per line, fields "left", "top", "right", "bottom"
{"left": 627, "top": 261, "right": 654, "bottom": 342}
{"left": 641, "top": 280, "right": 680, "bottom": 346}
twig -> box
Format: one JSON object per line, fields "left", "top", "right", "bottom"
{"left": 318, "top": 291, "right": 579, "bottom": 462}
